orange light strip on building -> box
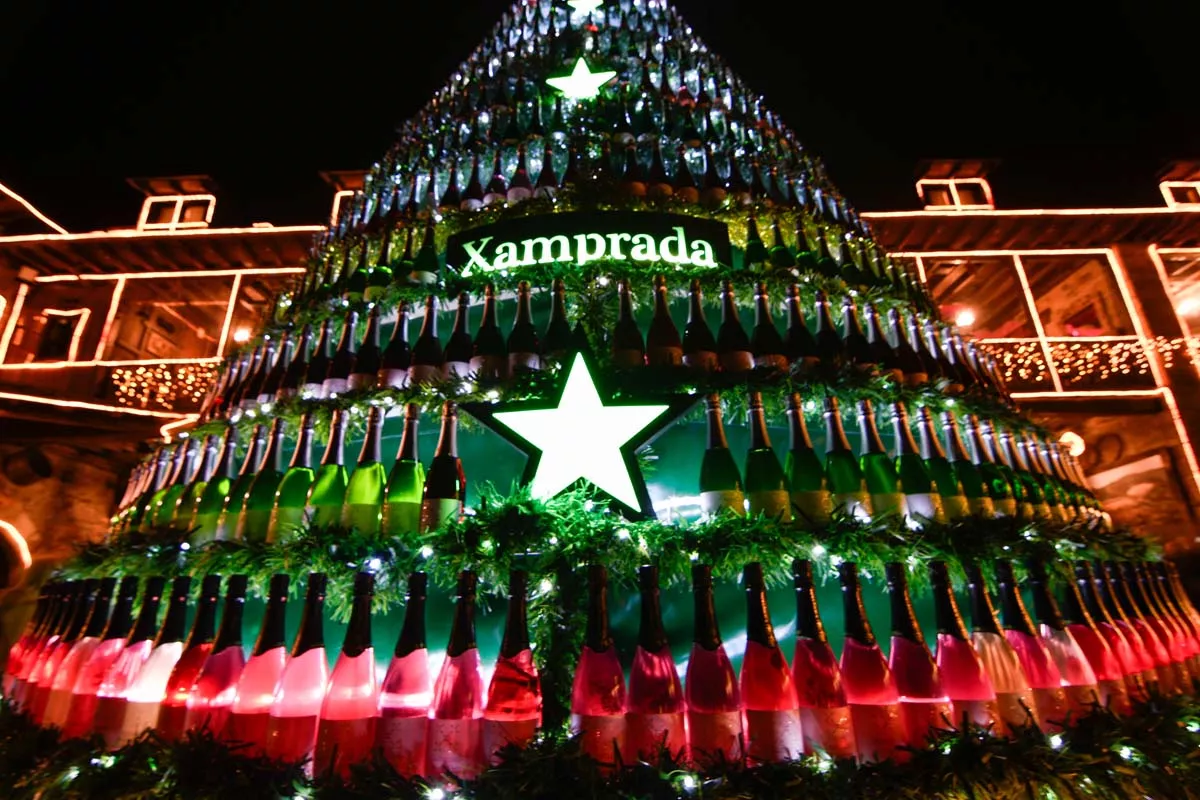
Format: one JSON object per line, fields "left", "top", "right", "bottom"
{"left": 0, "top": 181, "right": 68, "bottom": 235}
{"left": 0, "top": 224, "right": 324, "bottom": 246}
{"left": 862, "top": 207, "right": 1199, "bottom": 219}
{"left": 890, "top": 248, "right": 1111, "bottom": 259}
{"left": 1010, "top": 254, "right": 1064, "bottom": 393}
{"left": 41, "top": 308, "right": 92, "bottom": 362}
{"left": 1011, "top": 389, "right": 1166, "bottom": 400}
{"left": 0, "top": 520, "right": 34, "bottom": 572}
{"left": 160, "top": 415, "right": 201, "bottom": 443}
{"left": 1159, "top": 182, "right": 1200, "bottom": 210}
{"left": 1146, "top": 244, "right": 1200, "bottom": 376}
{"left": 981, "top": 335, "right": 1140, "bottom": 344}
{"left": 92, "top": 277, "right": 127, "bottom": 360}
{"left": 0, "top": 356, "right": 222, "bottom": 371}
{"left": 0, "top": 390, "right": 187, "bottom": 419}
{"left": 36, "top": 266, "right": 304, "bottom": 284}
{"left": 136, "top": 194, "right": 217, "bottom": 231}
{"left": 216, "top": 274, "right": 243, "bottom": 357}
{"left": 0, "top": 283, "right": 30, "bottom": 365}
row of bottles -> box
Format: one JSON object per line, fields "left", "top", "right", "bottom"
{"left": 700, "top": 393, "right": 1105, "bottom": 528}
{"left": 10, "top": 557, "right": 1197, "bottom": 775}
{"left": 204, "top": 278, "right": 990, "bottom": 426}
{"left": 114, "top": 403, "right": 463, "bottom": 543}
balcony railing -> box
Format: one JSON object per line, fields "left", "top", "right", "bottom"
{"left": 0, "top": 358, "right": 219, "bottom": 418}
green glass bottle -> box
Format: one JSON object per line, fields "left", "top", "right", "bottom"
{"left": 940, "top": 412, "right": 995, "bottom": 518}
{"left": 343, "top": 406, "right": 387, "bottom": 534}
{"left": 270, "top": 412, "right": 317, "bottom": 541}
{"left": 856, "top": 400, "right": 906, "bottom": 519}
{"left": 192, "top": 427, "right": 239, "bottom": 543}
{"left": 1041, "top": 437, "right": 1085, "bottom": 521}
{"left": 1018, "top": 432, "right": 1070, "bottom": 523}
{"left": 152, "top": 438, "right": 200, "bottom": 528}
{"left": 962, "top": 416, "right": 1017, "bottom": 517}
{"left": 174, "top": 434, "right": 220, "bottom": 528}
{"left": 745, "top": 392, "right": 791, "bottom": 522}
{"left": 420, "top": 400, "right": 465, "bottom": 532}
{"left": 890, "top": 402, "right": 945, "bottom": 525}
{"left": 139, "top": 444, "right": 186, "bottom": 532}
{"left": 823, "top": 397, "right": 872, "bottom": 519}
{"left": 383, "top": 404, "right": 426, "bottom": 537}
{"left": 984, "top": 420, "right": 1038, "bottom": 522}
{"left": 239, "top": 419, "right": 289, "bottom": 543}
{"left": 218, "top": 424, "right": 268, "bottom": 541}
{"left": 307, "top": 409, "right": 349, "bottom": 527}
{"left": 785, "top": 392, "right": 832, "bottom": 528}
{"left": 366, "top": 227, "right": 394, "bottom": 303}
{"left": 914, "top": 406, "right": 969, "bottom": 521}
{"left": 698, "top": 393, "right": 745, "bottom": 518}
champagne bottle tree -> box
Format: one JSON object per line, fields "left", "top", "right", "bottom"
{"left": 48, "top": 0, "right": 1191, "bottom": 795}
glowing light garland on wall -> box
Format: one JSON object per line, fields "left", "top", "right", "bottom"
{"left": 110, "top": 362, "right": 219, "bottom": 412}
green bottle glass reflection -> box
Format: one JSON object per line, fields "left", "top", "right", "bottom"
{"left": 307, "top": 409, "right": 349, "bottom": 527}
{"left": 270, "top": 412, "right": 317, "bottom": 541}
{"left": 218, "top": 424, "right": 267, "bottom": 541}
{"left": 784, "top": 392, "right": 832, "bottom": 528}
{"left": 174, "top": 434, "right": 220, "bottom": 527}
{"left": 1042, "top": 437, "right": 1085, "bottom": 521}
{"left": 240, "top": 419, "right": 289, "bottom": 543}
{"left": 963, "top": 415, "right": 1017, "bottom": 517}
{"left": 1018, "top": 433, "right": 1069, "bottom": 523}
{"left": 192, "top": 427, "right": 239, "bottom": 543}
{"left": 984, "top": 420, "right": 1037, "bottom": 521}
{"left": 822, "top": 396, "right": 872, "bottom": 519}
{"left": 698, "top": 393, "right": 744, "bottom": 518}
{"left": 914, "top": 407, "right": 969, "bottom": 520}
{"left": 343, "top": 406, "right": 386, "bottom": 533}
{"left": 383, "top": 403, "right": 425, "bottom": 537}
{"left": 890, "top": 402, "right": 945, "bottom": 525}
{"left": 139, "top": 444, "right": 185, "bottom": 532}
{"left": 940, "top": 411, "right": 995, "bottom": 518}
{"left": 420, "top": 400, "right": 465, "bottom": 532}
{"left": 856, "top": 399, "right": 907, "bottom": 519}
{"left": 744, "top": 392, "right": 791, "bottom": 522}
{"left": 152, "top": 438, "right": 200, "bottom": 528}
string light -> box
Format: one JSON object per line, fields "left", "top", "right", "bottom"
{"left": 110, "top": 363, "right": 218, "bottom": 411}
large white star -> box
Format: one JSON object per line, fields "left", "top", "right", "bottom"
{"left": 494, "top": 354, "right": 668, "bottom": 510}
{"left": 545, "top": 58, "right": 616, "bottom": 101}
{"left": 567, "top": 0, "right": 604, "bottom": 15}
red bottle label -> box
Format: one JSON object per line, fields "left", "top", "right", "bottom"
{"left": 800, "top": 705, "right": 856, "bottom": 759}
{"left": 378, "top": 711, "right": 428, "bottom": 778}
{"left": 569, "top": 713, "right": 624, "bottom": 766}
{"left": 685, "top": 710, "right": 742, "bottom": 766}
{"left": 427, "top": 717, "right": 482, "bottom": 779}
{"left": 744, "top": 708, "right": 804, "bottom": 764}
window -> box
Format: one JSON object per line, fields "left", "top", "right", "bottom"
{"left": 923, "top": 256, "right": 1037, "bottom": 338}
{"left": 1160, "top": 182, "right": 1200, "bottom": 208}
{"left": 106, "top": 274, "right": 236, "bottom": 360}
{"left": 1019, "top": 255, "right": 1135, "bottom": 337}
{"left": 34, "top": 309, "right": 90, "bottom": 362}
{"left": 136, "top": 194, "right": 216, "bottom": 231}
{"left": 916, "top": 178, "right": 994, "bottom": 210}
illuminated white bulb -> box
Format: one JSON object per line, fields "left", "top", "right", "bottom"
{"left": 955, "top": 308, "right": 976, "bottom": 328}
{"left": 1059, "top": 430, "right": 1086, "bottom": 458}
{"left": 232, "top": 327, "right": 252, "bottom": 344}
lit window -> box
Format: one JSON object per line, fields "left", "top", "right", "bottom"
{"left": 34, "top": 308, "right": 91, "bottom": 362}
{"left": 1161, "top": 182, "right": 1200, "bottom": 209}
{"left": 916, "top": 178, "right": 994, "bottom": 210}
{"left": 136, "top": 195, "right": 216, "bottom": 231}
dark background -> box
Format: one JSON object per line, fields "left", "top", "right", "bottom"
{"left": 2, "top": 0, "right": 1198, "bottom": 231}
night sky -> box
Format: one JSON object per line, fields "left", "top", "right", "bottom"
{"left": 2, "top": 0, "right": 1197, "bottom": 232}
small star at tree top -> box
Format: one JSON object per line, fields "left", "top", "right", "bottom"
{"left": 567, "top": 0, "right": 604, "bottom": 15}
{"left": 546, "top": 58, "right": 617, "bottom": 100}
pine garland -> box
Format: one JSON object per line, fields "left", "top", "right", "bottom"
{"left": 3, "top": 695, "right": 1200, "bottom": 799}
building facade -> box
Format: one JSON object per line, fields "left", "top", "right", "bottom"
{"left": 864, "top": 160, "right": 1200, "bottom": 554}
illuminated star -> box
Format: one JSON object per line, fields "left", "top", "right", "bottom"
{"left": 487, "top": 354, "right": 676, "bottom": 513}
{"left": 546, "top": 58, "right": 617, "bottom": 100}
{"left": 567, "top": 0, "right": 604, "bottom": 15}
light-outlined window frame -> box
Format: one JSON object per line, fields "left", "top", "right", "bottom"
{"left": 36, "top": 307, "right": 92, "bottom": 363}
{"left": 1160, "top": 181, "right": 1200, "bottom": 209}
{"left": 916, "top": 178, "right": 995, "bottom": 211}
{"left": 136, "top": 194, "right": 216, "bottom": 231}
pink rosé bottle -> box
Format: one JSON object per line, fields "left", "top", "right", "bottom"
{"left": 885, "top": 563, "right": 953, "bottom": 748}
{"left": 1026, "top": 560, "right": 1101, "bottom": 719}
{"left": 93, "top": 577, "right": 166, "bottom": 749}
{"left": 314, "top": 572, "right": 379, "bottom": 778}
{"left": 837, "top": 562, "right": 906, "bottom": 763}
{"left": 994, "top": 562, "right": 1069, "bottom": 731}
{"left": 625, "top": 565, "right": 686, "bottom": 762}
{"left": 43, "top": 577, "right": 116, "bottom": 729}
{"left": 741, "top": 562, "right": 803, "bottom": 763}
{"left": 152, "top": 576, "right": 220, "bottom": 739}
{"left": 1096, "top": 562, "right": 1167, "bottom": 696}
{"left": 122, "top": 576, "right": 200, "bottom": 741}
{"left": 184, "top": 574, "right": 249, "bottom": 735}
{"left": 482, "top": 570, "right": 542, "bottom": 765}
{"left": 570, "top": 565, "right": 626, "bottom": 767}
{"left": 1075, "top": 561, "right": 1149, "bottom": 702}
{"left": 62, "top": 577, "right": 139, "bottom": 738}
{"left": 1153, "top": 563, "right": 1200, "bottom": 679}
{"left": 427, "top": 570, "right": 484, "bottom": 779}
{"left": 932, "top": 563, "right": 1003, "bottom": 732}
{"left": 3, "top": 582, "right": 55, "bottom": 699}
{"left": 965, "top": 566, "right": 1038, "bottom": 732}
{"left": 224, "top": 574, "right": 291, "bottom": 754}
{"left": 15, "top": 583, "right": 73, "bottom": 709}
{"left": 264, "top": 573, "right": 328, "bottom": 767}
{"left": 1121, "top": 562, "right": 1192, "bottom": 693}
{"left": 685, "top": 564, "right": 743, "bottom": 766}
{"left": 1139, "top": 562, "right": 1200, "bottom": 681}
{"left": 1060, "top": 565, "right": 1129, "bottom": 714}
{"left": 792, "top": 560, "right": 854, "bottom": 760}
{"left": 25, "top": 581, "right": 88, "bottom": 719}
{"left": 378, "top": 572, "right": 431, "bottom": 777}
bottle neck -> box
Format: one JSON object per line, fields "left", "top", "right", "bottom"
{"left": 721, "top": 286, "right": 738, "bottom": 322}
{"left": 891, "top": 405, "right": 920, "bottom": 457}
{"left": 887, "top": 567, "right": 926, "bottom": 644}
{"left": 240, "top": 430, "right": 267, "bottom": 477}
{"left": 419, "top": 297, "right": 439, "bottom": 338}
{"left": 398, "top": 407, "right": 420, "bottom": 462}
{"left": 966, "top": 571, "right": 1003, "bottom": 635}
{"left": 387, "top": 306, "right": 410, "bottom": 347}
{"left": 253, "top": 584, "right": 289, "bottom": 655}
{"left": 435, "top": 404, "right": 459, "bottom": 458}
{"left": 343, "top": 580, "right": 375, "bottom": 658}
{"left": 83, "top": 582, "right": 116, "bottom": 638}
{"left": 186, "top": 582, "right": 220, "bottom": 648}
{"left": 500, "top": 573, "right": 530, "bottom": 658}
{"left": 213, "top": 583, "right": 247, "bottom": 653}
{"left": 1059, "top": 577, "right": 1095, "bottom": 628}
{"left": 638, "top": 582, "right": 669, "bottom": 651}
{"left": 262, "top": 422, "right": 286, "bottom": 472}
{"left": 394, "top": 582, "right": 427, "bottom": 658}
{"left": 586, "top": 568, "right": 613, "bottom": 651}
{"left": 997, "top": 572, "right": 1038, "bottom": 636}
{"left": 155, "top": 580, "right": 192, "bottom": 645}
{"left": 941, "top": 413, "right": 972, "bottom": 463}
{"left": 824, "top": 402, "right": 854, "bottom": 455}
{"left": 452, "top": 295, "right": 470, "bottom": 336}
{"left": 916, "top": 408, "right": 947, "bottom": 460}
{"left": 516, "top": 287, "right": 534, "bottom": 325}
{"left": 692, "top": 567, "right": 722, "bottom": 650}
{"left": 704, "top": 396, "right": 729, "bottom": 450}
{"left": 361, "top": 312, "right": 380, "bottom": 350}
{"left": 447, "top": 581, "right": 477, "bottom": 658}
{"left": 857, "top": 403, "right": 888, "bottom": 456}
{"left": 688, "top": 285, "right": 705, "bottom": 323}
{"left": 357, "top": 409, "right": 383, "bottom": 465}
{"left": 745, "top": 579, "right": 777, "bottom": 648}
{"left": 289, "top": 420, "right": 316, "bottom": 470}
{"left": 321, "top": 414, "right": 347, "bottom": 467}
{"left": 128, "top": 584, "right": 164, "bottom": 644}
{"left": 788, "top": 397, "right": 815, "bottom": 452}
{"left": 933, "top": 571, "right": 970, "bottom": 640}
{"left": 1029, "top": 573, "right": 1067, "bottom": 630}
{"left": 748, "top": 395, "right": 772, "bottom": 450}
{"left": 293, "top": 578, "right": 326, "bottom": 657}
{"left": 794, "top": 577, "right": 827, "bottom": 642}
{"left": 840, "top": 570, "right": 876, "bottom": 645}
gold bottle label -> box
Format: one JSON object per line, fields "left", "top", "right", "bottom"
{"left": 791, "top": 490, "right": 833, "bottom": 528}
{"left": 749, "top": 490, "right": 792, "bottom": 522}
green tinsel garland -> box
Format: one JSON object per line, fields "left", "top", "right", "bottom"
{"left": 3, "top": 695, "right": 1199, "bottom": 800}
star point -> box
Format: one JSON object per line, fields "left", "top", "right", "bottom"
{"left": 546, "top": 57, "right": 617, "bottom": 101}
{"left": 567, "top": 0, "right": 604, "bottom": 15}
